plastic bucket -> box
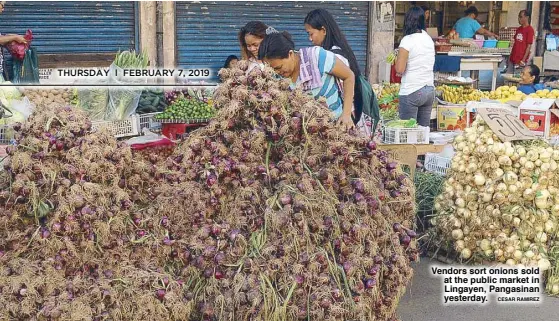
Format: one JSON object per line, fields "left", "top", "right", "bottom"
{"left": 473, "top": 39, "right": 484, "bottom": 48}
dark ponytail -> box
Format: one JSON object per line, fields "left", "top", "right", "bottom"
{"left": 258, "top": 31, "right": 294, "bottom": 60}
{"left": 304, "top": 8, "right": 363, "bottom": 124}
{"left": 528, "top": 64, "right": 541, "bottom": 84}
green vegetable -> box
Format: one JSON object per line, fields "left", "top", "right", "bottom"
{"left": 386, "top": 119, "right": 418, "bottom": 128}
{"left": 109, "top": 50, "right": 150, "bottom": 119}
{"left": 137, "top": 89, "right": 167, "bottom": 114}
{"left": 380, "top": 107, "right": 398, "bottom": 122}
{"left": 155, "top": 97, "right": 216, "bottom": 121}
{"left": 76, "top": 87, "right": 109, "bottom": 121}
{"left": 415, "top": 170, "right": 445, "bottom": 231}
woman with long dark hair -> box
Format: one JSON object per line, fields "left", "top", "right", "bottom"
{"left": 238, "top": 21, "right": 268, "bottom": 62}
{"left": 258, "top": 31, "right": 356, "bottom": 130}
{"left": 304, "top": 8, "right": 363, "bottom": 125}
{"left": 394, "top": 6, "right": 435, "bottom": 127}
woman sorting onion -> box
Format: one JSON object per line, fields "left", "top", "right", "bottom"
{"left": 258, "top": 29, "right": 355, "bottom": 130}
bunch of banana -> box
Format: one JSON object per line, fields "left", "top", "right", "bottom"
{"left": 437, "top": 85, "right": 486, "bottom": 104}
{"left": 386, "top": 50, "right": 397, "bottom": 64}
{"left": 380, "top": 83, "right": 400, "bottom": 98}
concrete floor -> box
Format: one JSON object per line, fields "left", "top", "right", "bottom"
{"left": 397, "top": 258, "right": 559, "bottom": 321}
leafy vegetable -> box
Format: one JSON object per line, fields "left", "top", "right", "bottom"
{"left": 386, "top": 119, "right": 418, "bottom": 128}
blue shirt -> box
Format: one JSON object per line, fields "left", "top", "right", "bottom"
{"left": 518, "top": 83, "right": 545, "bottom": 95}
{"left": 290, "top": 47, "right": 343, "bottom": 119}
{"left": 454, "top": 17, "right": 481, "bottom": 39}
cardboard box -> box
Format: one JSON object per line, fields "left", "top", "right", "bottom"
{"left": 518, "top": 98, "right": 559, "bottom": 139}
{"left": 465, "top": 101, "right": 519, "bottom": 128}
{"left": 477, "top": 107, "right": 535, "bottom": 142}
{"left": 437, "top": 106, "right": 467, "bottom": 131}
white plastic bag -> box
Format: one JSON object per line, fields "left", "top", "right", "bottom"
{"left": 107, "top": 63, "right": 146, "bottom": 120}
{"left": 10, "top": 96, "right": 35, "bottom": 120}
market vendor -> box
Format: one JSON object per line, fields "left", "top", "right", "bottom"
{"left": 453, "top": 6, "right": 497, "bottom": 39}
{"left": 394, "top": 6, "right": 434, "bottom": 127}
{"left": 238, "top": 21, "right": 268, "bottom": 71}
{"left": 304, "top": 8, "right": 363, "bottom": 125}
{"left": 258, "top": 31, "right": 356, "bottom": 130}
{"left": 518, "top": 65, "right": 545, "bottom": 94}
{"left": 507, "top": 10, "right": 535, "bottom": 73}
{"left": 0, "top": 1, "right": 27, "bottom": 80}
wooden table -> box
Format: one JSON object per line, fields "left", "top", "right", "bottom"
{"left": 458, "top": 57, "right": 503, "bottom": 91}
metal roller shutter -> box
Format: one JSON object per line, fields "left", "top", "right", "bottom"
{"left": 0, "top": 1, "right": 137, "bottom": 77}
{"left": 176, "top": 1, "right": 369, "bottom": 80}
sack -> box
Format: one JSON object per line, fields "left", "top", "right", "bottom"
{"left": 357, "top": 75, "right": 381, "bottom": 134}
{"left": 12, "top": 47, "right": 39, "bottom": 84}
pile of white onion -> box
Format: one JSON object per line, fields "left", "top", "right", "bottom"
{"left": 431, "top": 118, "right": 559, "bottom": 295}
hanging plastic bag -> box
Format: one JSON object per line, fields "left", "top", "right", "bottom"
{"left": 76, "top": 77, "right": 109, "bottom": 121}
{"left": 12, "top": 47, "right": 40, "bottom": 84}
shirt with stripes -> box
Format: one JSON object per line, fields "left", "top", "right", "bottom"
{"left": 290, "top": 47, "right": 343, "bottom": 119}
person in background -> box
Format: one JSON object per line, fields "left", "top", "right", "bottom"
{"left": 518, "top": 65, "right": 545, "bottom": 94}
{"left": 258, "top": 31, "right": 356, "bottom": 130}
{"left": 238, "top": 21, "right": 268, "bottom": 70}
{"left": 453, "top": 6, "right": 497, "bottom": 39}
{"left": 304, "top": 8, "right": 363, "bottom": 125}
{"left": 508, "top": 10, "right": 535, "bottom": 73}
{"left": 223, "top": 55, "right": 239, "bottom": 69}
{"left": 394, "top": 6, "right": 435, "bottom": 127}
{"left": 421, "top": 6, "right": 431, "bottom": 27}
{"left": 0, "top": 1, "right": 27, "bottom": 80}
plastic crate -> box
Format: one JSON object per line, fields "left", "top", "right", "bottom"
{"left": 137, "top": 112, "right": 162, "bottom": 132}
{"left": 91, "top": 116, "right": 140, "bottom": 138}
{"left": 498, "top": 27, "right": 517, "bottom": 41}
{"left": 162, "top": 122, "right": 207, "bottom": 140}
{"left": 424, "top": 152, "right": 451, "bottom": 176}
{"left": 483, "top": 39, "right": 497, "bottom": 48}
{"left": 383, "top": 126, "right": 430, "bottom": 144}
{"left": 0, "top": 125, "right": 14, "bottom": 145}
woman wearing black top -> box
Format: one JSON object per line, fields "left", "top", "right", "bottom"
{"left": 304, "top": 8, "right": 364, "bottom": 125}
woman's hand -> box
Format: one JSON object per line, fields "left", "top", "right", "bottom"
{"left": 329, "top": 57, "right": 355, "bottom": 130}
{"left": 10, "top": 35, "right": 27, "bottom": 43}
{"left": 394, "top": 48, "right": 409, "bottom": 74}
{"left": 337, "top": 113, "right": 355, "bottom": 130}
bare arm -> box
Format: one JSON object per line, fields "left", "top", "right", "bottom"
{"left": 395, "top": 48, "right": 409, "bottom": 75}
{"left": 476, "top": 28, "right": 497, "bottom": 38}
{"left": 330, "top": 57, "right": 355, "bottom": 129}
{"left": 521, "top": 45, "right": 532, "bottom": 64}
{"left": 0, "top": 35, "right": 27, "bottom": 45}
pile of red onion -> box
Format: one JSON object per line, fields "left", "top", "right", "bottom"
{"left": 0, "top": 61, "right": 418, "bottom": 321}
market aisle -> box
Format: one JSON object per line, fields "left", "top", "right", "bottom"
{"left": 397, "top": 258, "right": 559, "bottom": 321}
